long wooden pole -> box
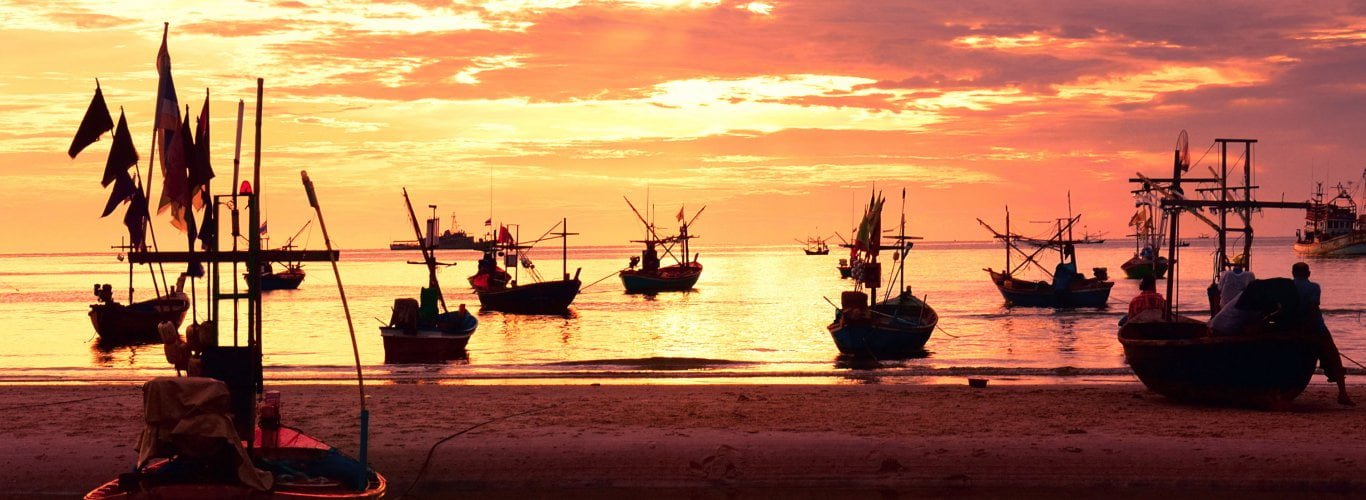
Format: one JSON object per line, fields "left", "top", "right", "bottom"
{"left": 301, "top": 170, "right": 368, "bottom": 466}
{"left": 231, "top": 99, "right": 244, "bottom": 346}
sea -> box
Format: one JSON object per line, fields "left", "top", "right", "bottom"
{"left": 1, "top": 237, "right": 1363, "bottom": 385}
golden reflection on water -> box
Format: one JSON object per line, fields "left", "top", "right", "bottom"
{"left": 0, "top": 238, "right": 1361, "bottom": 383}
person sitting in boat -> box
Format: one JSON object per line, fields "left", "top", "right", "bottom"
{"left": 1052, "top": 260, "right": 1079, "bottom": 293}
{"left": 1120, "top": 276, "right": 1165, "bottom": 325}
{"left": 1291, "top": 263, "right": 1354, "bottom": 406}
{"left": 642, "top": 244, "right": 660, "bottom": 272}
{"left": 1214, "top": 255, "right": 1255, "bottom": 313}
{"left": 1139, "top": 245, "right": 1154, "bottom": 261}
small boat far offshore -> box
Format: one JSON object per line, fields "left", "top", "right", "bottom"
{"left": 381, "top": 188, "right": 478, "bottom": 364}
{"left": 797, "top": 235, "right": 830, "bottom": 255}
{"left": 619, "top": 198, "right": 704, "bottom": 294}
{"left": 828, "top": 189, "right": 937, "bottom": 358}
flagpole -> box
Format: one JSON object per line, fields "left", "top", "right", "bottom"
{"left": 231, "top": 99, "right": 244, "bottom": 346}
{"left": 142, "top": 22, "right": 172, "bottom": 297}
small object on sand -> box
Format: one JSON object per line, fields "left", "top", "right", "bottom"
{"left": 968, "top": 378, "right": 989, "bottom": 388}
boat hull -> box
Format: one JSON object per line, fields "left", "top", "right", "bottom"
{"left": 89, "top": 294, "right": 190, "bottom": 344}
{"left": 1119, "top": 317, "right": 1319, "bottom": 409}
{"left": 1120, "top": 256, "right": 1169, "bottom": 279}
{"left": 249, "top": 270, "right": 305, "bottom": 291}
{"left": 987, "top": 270, "right": 1113, "bottom": 308}
{"left": 381, "top": 327, "right": 473, "bottom": 363}
{"left": 620, "top": 264, "right": 701, "bottom": 293}
{"left": 1293, "top": 233, "right": 1366, "bottom": 256}
{"left": 804, "top": 249, "right": 829, "bottom": 255}
{"left": 85, "top": 426, "right": 386, "bottom": 499}
{"left": 828, "top": 300, "right": 937, "bottom": 358}
{"left": 837, "top": 266, "right": 851, "bottom": 279}
{"left": 475, "top": 279, "right": 581, "bottom": 314}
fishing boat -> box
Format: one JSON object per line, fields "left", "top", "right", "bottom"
{"left": 837, "top": 258, "right": 852, "bottom": 279}
{"left": 798, "top": 236, "right": 830, "bottom": 255}
{"left": 69, "top": 81, "right": 190, "bottom": 342}
{"left": 89, "top": 286, "right": 190, "bottom": 344}
{"left": 381, "top": 189, "right": 479, "bottom": 363}
{"left": 389, "top": 206, "right": 494, "bottom": 251}
{"left": 82, "top": 33, "right": 383, "bottom": 496}
{"left": 246, "top": 223, "right": 312, "bottom": 291}
{"left": 469, "top": 219, "right": 581, "bottom": 314}
{"left": 978, "top": 208, "right": 1113, "bottom": 308}
{"left": 1120, "top": 186, "right": 1171, "bottom": 279}
{"left": 828, "top": 190, "right": 937, "bottom": 358}
{"left": 1120, "top": 133, "right": 1320, "bottom": 408}
{"left": 618, "top": 199, "right": 704, "bottom": 293}
{"left": 1293, "top": 179, "right": 1366, "bottom": 256}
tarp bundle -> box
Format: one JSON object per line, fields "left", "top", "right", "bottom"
{"left": 136, "top": 377, "right": 273, "bottom": 491}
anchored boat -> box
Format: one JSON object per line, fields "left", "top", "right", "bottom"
{"left": 1293, "top": 179, "right": 1366, "bottom": 256}
{"left": 469, "top": 220, "right": 581, "bottom": 314}
{"left": 618, "top": 198, "right": 704, "bottom": 293}
{"left": 381, "top": 189, "right": 479, "bottom": 363}
{"left": 978, "top": 206, "right": 1113, "bottom": 308}
{"left": 828, "top": 189, "right": 937, "bottom": 358}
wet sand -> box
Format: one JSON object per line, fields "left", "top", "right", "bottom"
{"left": 2, "top": 382, "right": 1363, "bottom": 498}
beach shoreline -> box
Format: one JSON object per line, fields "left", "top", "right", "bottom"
{"left": 3, "top": 382, "right": 1362, "bottom": 498}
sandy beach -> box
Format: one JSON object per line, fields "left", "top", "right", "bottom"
{"left": 2, "top": 381, "right": 1363, "bottom": 498}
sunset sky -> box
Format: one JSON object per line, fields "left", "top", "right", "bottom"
{"left": 2, "top": 0, "right": 1363, "bottom": 252}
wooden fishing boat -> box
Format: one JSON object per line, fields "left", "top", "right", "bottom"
{"left": 381, "top": 312, "right": 477, "bottom": 363}
{"left": 797, "top": 236, "right": 830, "bottom": 255}
{"left": 1122, "top": 181, "right": 1172, "bottom": 279}
{"left": 1119, "top": 312, "right": 1318, "bottom": 408}
{"left": 619, "top": 198, "right": 705, "bottom": 293}
{"left": 978, "top": 207, "right": 1113, "bottom": 308}
{"left": 470, "top": 219, "right": 581, "bottom": 314}
{"left": 246, "top": 223, "right": 313, "bottom": 291}
{"left": 381, "top": 189, "right": 479, "bottom": 363}
{"left": 985, "top": 268, "right": 1113, "bottom": 308}
{"left": 828, "top": 190, "right": 936, "bottom": 358}
{"left": 1294, "top": 181, "right": 1366, "bottom": 256}
{"left": 89, "top": 291, "right": 189, "bottom": 343}
{"left": 1120, "top": 133, "right": 1319, "bottom": 408}
{"left": 82, "top": 38, "right": 382, "bottom": 496}
{"left": 86, "top": 422, "right": 387, "bottom": 499}
{"left": 837, "top": 258, "right": 852, "bottom": 279}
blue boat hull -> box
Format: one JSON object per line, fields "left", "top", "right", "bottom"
{"left": 620, "top": 264, "right": 701, "bottom": 293}
{"left": 828, "top": 322, "right": 931, "bottom": 358}
{"left": 475, "top": 279, "right": 581, "bottom": 315}
{"left": 988, "top": 270, "right": 1113, "bottom": 308}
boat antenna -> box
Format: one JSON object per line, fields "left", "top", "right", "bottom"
{"left": 301, "top": 170, "right": 369, "bottom": 467}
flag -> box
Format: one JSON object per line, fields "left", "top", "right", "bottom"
{"left": 155, "top": 24, "right": 181, "bottom": 176}
{"left": 69, "top": 82, "right": 114, "bottom": 159}
{"left": 498, "top": 225, "right": 512, "bottom": 244}
{"left": 1128, "top": 209, "right": 1148, "bottom": 228}
{"left": 123, "top": 190, "right": 149, "bottom": 249}
{"left": 102, "top": 171, "right": 138, "bottom": 217}
{"left": 260, "top": 221, "right": 268, "bottom": 235}
{"left": 160, "top": 111, "right": 194, "bottom": 235}
{"left": 189, "top": 91, "right": 214, "bottom": 209}
{"left": 676, "top": 206, "right": 684, "bottom": 222}
{"left": 484, "top": 218, "right": 492, "bottom": 226}
{"left": 101, "top": 111, "right": 139, "bottom": 187}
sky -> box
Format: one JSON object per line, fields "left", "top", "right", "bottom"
{"left": 1, "top": 0, "right": 1364, "bottom": 252}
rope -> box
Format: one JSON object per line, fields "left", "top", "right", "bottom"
{"left": 580, "top": 268, "right": 628, "bottom": 291}
{"left": 1342, "top": 351, "right": 1366, "bottom": 370}
{"left": 0, "top": 390, "right": 139, "bottom": 411}
{"left": 398, "top": 404, "right": 557, "bottom": 499}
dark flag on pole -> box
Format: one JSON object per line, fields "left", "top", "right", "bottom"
{"left": 101, "top": 111, "right": 139, "bottom": 187}
{"left": 162, "top": 111, "right": 195, "bottom": 237}
{"left": 123, "top": 191, "right": 149, "bottom": 249}
{"left": 190, "top": 92, "right": 214, "bottom": 208}
{"left": 102, "top": 171, "right": 138, "bottom": 217}
{"left": 68, "top": 81, "right": 114, "bottom": 159}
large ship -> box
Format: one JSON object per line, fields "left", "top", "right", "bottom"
{"left": 1293, "top": 180, "right": 1366, "bottom": 257}
{"left": 390, "top": 208, "right": 494, "bottom": 251}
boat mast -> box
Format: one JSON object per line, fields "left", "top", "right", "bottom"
{"left": 1004, "top": 206, "right": 1011, "bottom": 276}
{"left": 402, "top": 189, "right": 446, "bottom": 312}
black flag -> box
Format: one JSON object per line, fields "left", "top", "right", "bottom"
{"left": 101, "top": 171, "right": 137, "bottom": 217}
{"left": 68, "top": 82, "right": 114, "bottom": 158}
{"left": 102, "top": 111, "right": 139, "bottom": 187}
{"left": 123, "top": 191, "right": 149, "bottom": 249}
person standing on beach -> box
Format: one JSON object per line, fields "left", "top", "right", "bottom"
{"left": 1291, "top": 262, "right": 1354, "bottom": 406}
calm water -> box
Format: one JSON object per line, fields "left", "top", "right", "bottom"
{"left": 1, "top": 237, "right": 1363, "bottom": 384}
